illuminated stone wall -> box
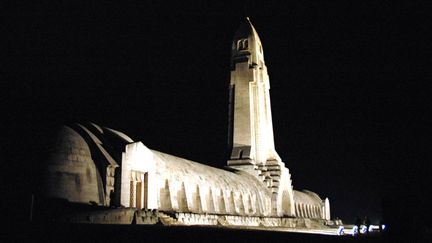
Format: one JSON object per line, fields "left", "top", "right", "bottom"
{"left": 120, "top": 141, "right": 272, "bottom": 216}
{"left": 42, "top": 126, "right": 103, "bottom": 204}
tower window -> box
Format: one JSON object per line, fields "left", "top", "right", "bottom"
{"left": 237, "top": 39, "right": 248, "bottom": 51}
{"left": 243, "top": 39, "right": 248, "bottom": 49}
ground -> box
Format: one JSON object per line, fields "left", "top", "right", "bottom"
{"left": 12, "top": 223, "right": 391, "bottom": 243}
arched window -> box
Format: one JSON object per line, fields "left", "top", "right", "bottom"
{"left": 237, "top": 39, "right": 248, "bottom": 51}
{"left": 242, "top": 39, "right": 248, "bottom": 49}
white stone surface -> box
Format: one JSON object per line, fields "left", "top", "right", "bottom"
{"left": 42, "top": 125, "right": 102, "bottom": 204}
{"left": 228, "top": 17, "right": 280, "bottom": 164}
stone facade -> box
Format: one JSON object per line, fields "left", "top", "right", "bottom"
{"left": 40, "top": 18, "right": 333, "bottom": 231}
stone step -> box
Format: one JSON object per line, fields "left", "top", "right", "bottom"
{"left": 158, "top": 212, "right": 177, "bottom": 225}
{"left": 266, "top": 165, "right": 281, "bottom": 171}
{"left": 269, "top": 171, "right": 281, "bottom": 176}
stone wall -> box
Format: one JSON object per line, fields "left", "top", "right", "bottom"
{"left": 57, "top": 208, "right": 159, "bottom": 225}
{"left": 42, "top": 126, "right": 103, "bottom": 205}
{"left": 158, "top": 211, "right": 332, "bottom": 230}
{"left": 36, "top": 201, "right": 337, "bottom": 233}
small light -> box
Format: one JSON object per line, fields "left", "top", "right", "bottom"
{"left": 368, "top": 225, "right": 379, "bottom": 232}
{"left": 337, "top": 226, "right": 344, "bottom": 235}
{"left": 352, "top": 226, "right": 359, "bottom": 236}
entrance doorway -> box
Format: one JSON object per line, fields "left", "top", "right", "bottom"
{"left": 130, "top": 171, "right": 148, "bottom": 209}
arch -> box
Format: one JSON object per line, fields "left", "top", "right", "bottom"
{"left": 207, "top": 187, "right": 215, "bottom": 213}
{"left": 301, "top": 204, "right": 306, "bottom": 218}
{"left": 159, "top": 179, "right": 172, "bottom": 211}
{"left": 247, "top": 194, "right": 254, "bottom": 215}
{"left": 229, "top": 191, "right": 236, "bottom": 214}
{"left": 237, "top": 38, "right": 248, "bottom": 51}
{"left": 255, "top": 193, "right": 262, "bottom": 215}
{"left": 242, "top": 39, "right": 248, "bottom": 49}
{"left": 218, "top": 189, "right": 227, "bottom": 214}
{"left": 194, "top": 184, "right": 203, "bottom": 213}
{"left": 177, "top": 182, "right": 188, "bottom": 212}
{"left": 238, "top": 193, "right": 245, "bottom": 215}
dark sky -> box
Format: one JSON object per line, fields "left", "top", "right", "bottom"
{"left": 3, "top": 1, "right": 430, "bottom": 225}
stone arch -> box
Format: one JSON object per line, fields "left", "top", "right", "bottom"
{"left": 238, "top": 193, "right": 245, "bottom": 215}
{"left": 255, "top": 193, "right": 262, "bottom": 215}
{"left": 229, "top": 191, "right": 236, "bottom": 214}
{"left": 207, "top": 187, "right": 215, "bottom": 213}
{"left": 218, "top": 189, "right": 226, "bottom": 214}
{"left": 301, "top": 204, "right": 306, "bottom": 218}
{"left": 194, "top": 184, "right": 203, "bottom": 213}
{"left": 159, "top": 179, "right": 172, "bottom": 211}
{"left": 177, "top": 182, "right": 188, "bottom": 212}
{"left": 247, "top": 194, "right": 254, "bottom": 215}
{"left": 237, "top": 38, "right": 248, "bottom": 51}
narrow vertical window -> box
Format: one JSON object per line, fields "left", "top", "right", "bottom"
{"left": 136, "top": 181, "right": 142, "bottom": 209}
{"left": 130, "top": 181, "right": 135, "bottom": 207}
{"left": 237, "top": 40, "right": 242, "bottom": 50}
{"left": 242, "top": 39, "right": 248, "bottom": 49}
{"left": 143, "top": 173, "right": 148, "bottom": 208}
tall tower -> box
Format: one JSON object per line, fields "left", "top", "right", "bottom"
{"left": 227, "top": 18, "right": 295, "bottom": 216}
{"left": 228, "top": 17, "right": 280, "bottom": 167}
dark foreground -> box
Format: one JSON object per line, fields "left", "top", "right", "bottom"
{"left": 3, "top": 222, "right": 398, "bottom": 243}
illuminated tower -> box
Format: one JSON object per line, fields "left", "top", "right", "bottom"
{"left": 228, "top": 17, "right": 280, "bottom": 167}
{"left": 227, "top": 18, "right": 295, "bottom": 216}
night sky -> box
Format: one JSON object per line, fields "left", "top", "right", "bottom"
{"left": 3, "top": 1, "right": 430, "bottom": 227}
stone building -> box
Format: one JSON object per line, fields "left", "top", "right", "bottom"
{"left": 41, "top": 18, "right": 333, "bottom": 228}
